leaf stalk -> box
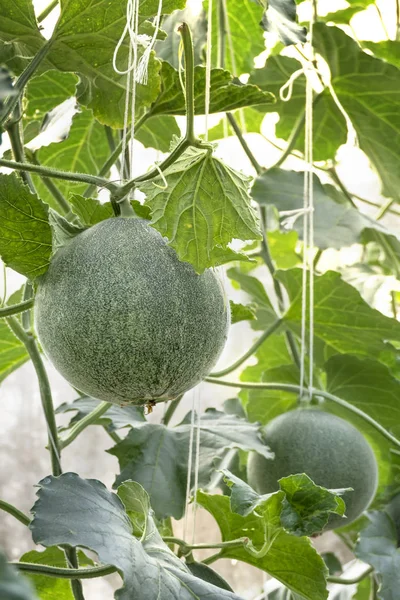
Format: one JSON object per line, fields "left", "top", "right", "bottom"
{"left": 59, "top": 402, "right": 112, "bottom": 449}
{"left": 0, "top": 298, "right": 34, "bottom": 318}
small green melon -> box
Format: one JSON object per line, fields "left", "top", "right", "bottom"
{"left": 34, "top": 217, "right": 229, "bottom": 405}
{"left": 247, "top": 410, "right": 378, "bottom": 530}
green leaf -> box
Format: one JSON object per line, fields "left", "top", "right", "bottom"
{"left": 109, "top": 409, "right": 273, "bottom": 519}
{"left": 20, "top": 547, "right": 93, "bottom": 600}
{"left": 268, "top": 229, "right": 300, "bottom": 269}
{"left": 227, "top": 267, "right": 276, "bottom": 330}
{"left": 152, "top": 62, "right": 275, "bottom": 116}
{"left": 25, "top": 71, "right": 79, "bottom": 121}
{"left": 252, "top": 168, "right": 384, "bottom": 250}
{"left": 205, "top": 0, "right": 265, "bottom": 75}
{"left": 361, "top": 228, "right": 400, "bottom": 278}
{"left": 197, "top": 489, "right": 328, "bottom": 600}
{"left": 260, "top": 0, "right": 307, "bottom": 45}
{"left": 156, "top": 6, "right": 206, "bottom": 69}
{"left": 249, "top": 55, "right": 346, "bottom": 161}
{"left": 355, "top": 511, "right": 400, "bottom": 600}
{"left": 326, "top": 355, "right": 400, "bottom": 436}
{"left": 185, "top": 562, "right": 234, "bottom": 592}
{"left": 321, "top": 0, "right": 375, "bottom": 25}
{"left": 0, "top": 288, "right": 30, "bottom": 384}
{"left": 0, "top": 173, "right": 51, "bottom": 278}
{"left": 277, "top": 269, "right": 400, "bottom": 365}
{"left": 33, "top": 110, "right": 110, "bottom": 206}
{"left": 135, "top": 115, "right": 180, "bottom": 152}
{"left": 0, "top": 552, "right": 37, "bottom": 600}
{"left": 56, "top": 396, "right": 145, "bottom": 433}
{"left": 68, "top": 195, "right": 114, "bottom": 226}
{"left": 222, "top": 469, "right": 346, "bottom": 537}
{"left": 230, "top": 301, "right": 257, "bottom": 324}
{"left": 361, "top": 40, "right": 400, "bottom": 69}
{"left": 0, "top": 0, "right": 46, "bottom": 76}
{"left": 313, "top": 23, "right": 400, "bottom": 200}
{"left": 278, "top": 474, "right": 347, "bottom": 537}
{"left": 30, "top": 474, "right": 243, "bottom": 600}
{"left": 139, "top": 147, "right": 261, "bottom": 273}
{"left": 321, "top": 552, "right": 342, "bottom": 576}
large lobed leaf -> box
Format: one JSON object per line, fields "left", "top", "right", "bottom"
{"left": 277, "top": 268, "right": 400, "bottom": 366}
{"left": 109, "top": 408, "right": 273, "bottom": 519}
{"left": 29, "top": 474, "right": 243, "bottom": 600}
{"left": 139, "top": 146, "right": 261, "bottom": 273}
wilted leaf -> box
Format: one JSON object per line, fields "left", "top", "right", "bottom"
{"left": 260, "top": 0, "right": 307, "bottom": 45}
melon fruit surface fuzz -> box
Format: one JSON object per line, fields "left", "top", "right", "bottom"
{"left": 35, "top": 217, "right": 230, "bottom": 405}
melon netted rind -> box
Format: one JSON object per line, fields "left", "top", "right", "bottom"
{"left": 34, "top": 218, "right": 230, "bottom": 406}
{"left": 247, "top": 410, "right": 378, "bottom": 531}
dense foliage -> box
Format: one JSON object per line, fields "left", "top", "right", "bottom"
{"left": 1, "top": 0, "right": 400, "bottom": 599}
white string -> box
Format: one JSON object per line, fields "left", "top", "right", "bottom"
{"left": 306, "top": 20, "right": 314, "bottom": 399}
{"left": 191, "top": 386, "right": 202, "bottom": 544}
{"left": 183, "top": 390, "right": 196, "bottom": 541}
{"left": 204, "top": 0, "right": 213, "bottom": 140}
{"left": 135, "top": 0, "right": 163, "bottom": 85}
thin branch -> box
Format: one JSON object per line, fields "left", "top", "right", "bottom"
{"left": 204, "top": 378, "right": 400, "bottom": 450}
{"left": 162, "top": 395, "right": 184, "bottom": 426}
{"left": 6, "top": 318, "right": 62, "bottom": 476}
{"left": 327, "top": 566, "right": 373, "bottom": 585}
{"left": 0, "top": 157, "right": 118, "bottom": 192}
{"left": 201, "top": 551, "right": 223, "bottom": 565}
{"left": 59, "top": 402, "right": 112, "bottom": 449}
{"left": 37, "top": 0, "right": 59, "bottom": 22}
{"left": 0, "top": 41, "right": 54, "bottom": 126}
{"left": 210, "top": 318, "right": 283, "bottom": 377}
{"left": 270, "top": 110, "right": 306, "bottom": 170}
{"left": 29, "top": 151, "right": 72, "bottom": 216}
{"left": 163, "top": 536, "right": 248, "bottom": 554}
{"left": 7, "top": 118, "right": 36, "bottom": 193}
{"left": 226, "top": 113, "right": 263, "bottom": 174}
{"left": 375, "top": 3, "right": 390, "bottom": 39}
{"left": 0, "top": 298, "right": 34, "bottom": 318}
{"left": 375, "top": 197, "right": 395, "bottom": 220}
{"left": 328, "top": 166, "right": 357, "bottom": 208}
{"left": 104, "top": 428, "right": 122, "bottom": 444}
{"left": 0, "top": 500, "right": 30, "bottom": 526}
{"left": 14, "top": 562, "right": 117, "bottom": 579}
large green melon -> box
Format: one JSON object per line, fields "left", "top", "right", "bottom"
{"left": 34, "top": 217, "right": 230, "bottom": 405}
{"left": 247, "top": 410, "right": 378, "bottom": 530}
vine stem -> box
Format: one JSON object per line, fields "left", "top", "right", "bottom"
{"left": 0, "top": 41, "right": 54, "bottom": 126}
{"left": 327, "top": 566, "right": 373, "bottom": 585}
{"left": 7, "top": 117, "right": 36, "bottom": 193}
{"left": 375, "top": 197, "right": 395, "bottom": 220}
{"left": 0, "top": 500, "right": 30, "bottom": 526}
{"left": 162, "top": 395, "right": 184, "bottom": 426}
{"left": 204, "top": 378, "right": 400, "bottom": 449}
{"left": 14, "top": 562, "right": 117, "bottom": 579}
{"left": 0, "top": 298, "right": 34, "bottom": 318}
{"left": 6, "top": 317, "right": 85, "bottom": 600}
{"left": 6, "top": 317, "right": 62, "bottom": 475}
{"left": 37, "top": 0, "right": 59, "bottom": 23}
{"left": 27, "top": 151, "right": 72, "bottom": 216}
{"left": 59, "top": 402, "right": 112, "bottom": 449}
{"left": 0, "top": 157, "right": 118, "bottom": 192}
{"left": 210, "top": 318, "right": 283, "bottom": 377}
{"left": 163, "top": 536, "right": 248, "bottom": 554}
{"left": 226, "top": 113, "right": 263, "bottom": 174}
{"left": 328, "top": 166, "right": 357, "bottom": 208}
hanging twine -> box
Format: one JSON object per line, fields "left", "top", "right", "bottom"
{"left": 113, "top": 0, "right": 163, "bottom": 182}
